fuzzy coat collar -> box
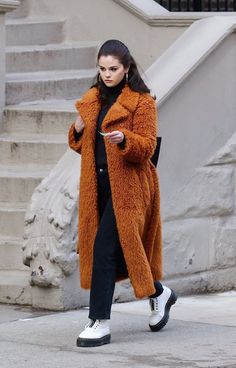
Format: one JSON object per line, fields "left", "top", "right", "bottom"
{"left": 75, "top": 83, "right": 140, "bottom": 130}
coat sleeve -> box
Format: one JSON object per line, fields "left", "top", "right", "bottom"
{"left": 117, "top": 94, "right": 157, "bottom": 164}
{"left": 68, "top": 98, "right": 85, "bottom": 154}
{"left": 68, "top": 122, "right": 83, "bottom": 154}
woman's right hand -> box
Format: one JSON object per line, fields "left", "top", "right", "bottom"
{"left": 74, "top": 113, "right": 85, "bottom": 133}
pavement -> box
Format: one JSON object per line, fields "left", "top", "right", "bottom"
{"left": 0, "top": 291, "right": 236, "bottom": 368}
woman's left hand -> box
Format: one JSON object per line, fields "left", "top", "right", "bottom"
{"left": 106, "top": 130, "right": 124, "bottom": 144}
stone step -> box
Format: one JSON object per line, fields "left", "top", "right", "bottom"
{"left": 0, "top": 133, "right": 68, "bottom": 165}
{"left": 0, "top": 202, "right": 26, "bottom": 238}
{"left": 0, "top": 236, "right": 27, "bottom": 271}
{"left": 3, "top": 100, "right": 77, "bottom": 135}
{"left": 0, "top": 165, "right": 50, "bottom": 203}
{"left": 7, "top": 0, "right": 29, "bottom": 19}
{"left": 6, "top": 17, "right": 65, "bottom": 47}
{"left": 6, "top": 42, "right": 98, "bottom": 73}
{"left": 0, "top": 269, "right": 31, "bottom": 304}
{"left": 6, "top": 68, "right": 96, "bottom": 105}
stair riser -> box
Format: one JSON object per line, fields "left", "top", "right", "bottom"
{"left": 3, "top": 110, "right": 76, "bottom": 135}
{"left": 6, "top": 21, "right": 65, "bottom": 47}
{"left": 6, "top": 46, "right": 97, "bottom": 73}
{"left": 0, "top": 211, "right": 25, "bottom": 237}
{"left": 0, "top": 243, "right": 27, "bottom": 271}
{"left": 0, "top": 141, "right": 67, "bottom": 165}
{"left": 0, "top": 177, "right": 43, "bottom": 203}
{"left": 6, "top": 76, "right": 94, "bottom": 105}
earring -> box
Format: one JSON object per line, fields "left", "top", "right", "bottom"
{"left": 126, "top": 73, "right": 129, "bottom": 82}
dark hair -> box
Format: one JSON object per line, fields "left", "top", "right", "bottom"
{"left": 91, "top": 39, "right": 153, "bottom": 102}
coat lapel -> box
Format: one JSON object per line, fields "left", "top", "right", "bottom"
{"left": 101, "top": 101, "right": 129, "bottom": 130}
{"left": 102, "top": 84, "right": 140, "bottom": 130}
{"left": 75, "top": 88, "right": 100, "bottom": 130}
{"left": 75, "top": 84, "right": 140, "bottom": 131}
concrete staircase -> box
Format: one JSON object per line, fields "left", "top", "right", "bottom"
{"left": 0, "top": 15, "right": 98, "bottom": 304}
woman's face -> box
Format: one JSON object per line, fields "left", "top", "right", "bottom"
{"left": 98, "top": 55, "right": 129, "bottom": 87}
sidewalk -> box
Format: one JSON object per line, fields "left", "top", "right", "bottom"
{"left": 0, "top": 291, "right": 235, "bottom": 368}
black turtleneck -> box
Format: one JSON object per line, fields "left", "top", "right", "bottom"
{"left": 95, "top": 76, "right": 126, "bottom": 168}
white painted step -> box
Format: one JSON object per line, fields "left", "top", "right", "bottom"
{"left": 6, "top": 18, "right": 65, "bottom": 47}
{"left": 0, "top": 165, "right": 50, "bottom": 203}
{"left": 0, "top": 202, "right": 27, "bottom": 238}
{"left": 6, "top": 68, "right": 96, "bottom": 105}
{"left": 3, "top": 100, "right": 77, "bottom": 135}
{"left": 0, "top": 236, "right": 27, "bottom": 271}
{"left": 6, "top": 42, "right": 98, "bottom": 73}
{"left": 0, "top": 270, "right": 31, "bottom": 304}
{"left": 0, "top": 133, "right": 68, "bottom": 165}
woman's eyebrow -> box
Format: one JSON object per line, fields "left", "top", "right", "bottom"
{"left": 98, "top": 65, "right": 119, "bottom": 68}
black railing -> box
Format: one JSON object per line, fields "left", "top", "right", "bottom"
{"left": 154, "top": 0, "right": 236, "bottom": 11}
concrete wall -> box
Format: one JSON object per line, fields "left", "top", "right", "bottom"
{"left": 158, "top": 33, "right": 236, "bottom": 203}
{"left": 145, "top": 18, "right": 236, "bottom": 293}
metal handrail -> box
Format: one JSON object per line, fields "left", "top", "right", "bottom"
{"left": 154, "top": 0, "right": 236, "bottom": 11}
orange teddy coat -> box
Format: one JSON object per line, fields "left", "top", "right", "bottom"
{"left": 68, "top": 83, "right": 162, "bottom": 299}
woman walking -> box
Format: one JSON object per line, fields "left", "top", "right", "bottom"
{"left": 68, "top": 39, "right": 177, "bottom": 347}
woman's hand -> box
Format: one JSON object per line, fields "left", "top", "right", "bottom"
{"left": 106, "top": 130, "right": 124, "bottom": 144}
{"left": 74, "top": 113, "right": 85, "bottom": 133}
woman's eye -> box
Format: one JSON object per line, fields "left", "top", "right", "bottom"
{"left": 99, "top": 67, "right": 118, "bottom": 72}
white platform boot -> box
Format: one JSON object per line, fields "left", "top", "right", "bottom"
{"left": 149, "top": 286, "right": 177, "bottom": 331}
{"left": 76, "top": 319, "right": 111, "bottom": 347}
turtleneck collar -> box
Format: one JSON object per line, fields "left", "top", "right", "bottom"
{"left": 100, "top": 75, "right": 127, "bottom": 98}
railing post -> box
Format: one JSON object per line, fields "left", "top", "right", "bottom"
{"left": 193, "top": 0, "right": 202, "bottom": 11}
{"left": 0, "top": 1, "right": 20, "bottom": 129}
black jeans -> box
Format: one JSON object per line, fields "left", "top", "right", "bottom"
{"left": 89, "top": 166, "right": 127, "bottom": 320}
{"left": 88, "top": 166, "right": 163, "bottom": 320}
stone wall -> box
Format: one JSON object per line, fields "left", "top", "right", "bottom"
{"left": 145, "top": 17, "right": 236, "bottom": 294}
{"left": 163, "top": 133, "right": 236, "bottom": 294}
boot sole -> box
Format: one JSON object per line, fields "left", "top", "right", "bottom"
{"left": 149, "top": 289, "right": 178, "bottom": 332}
{"left": 76, "top": 334, "right": 111, "bottom": 347}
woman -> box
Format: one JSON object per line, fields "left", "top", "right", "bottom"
{"left": 68, "top": 39, "right": 177, "bottom": 348}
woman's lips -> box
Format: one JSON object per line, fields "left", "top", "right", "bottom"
{"left": 105, "top": 80, "right": 112, "bottom": 82}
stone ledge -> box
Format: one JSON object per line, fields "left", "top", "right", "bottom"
{"left": 146, "top": 16, "right": 236, "bottom": 105}
{"left": 164, "top": 266, "right": 236, "bottom": 295}
{"left": 113, "top": 0, "right": 236, "bottom": 27}
{"left": 0, "top": 0, "right": 20, "bottom": 13}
